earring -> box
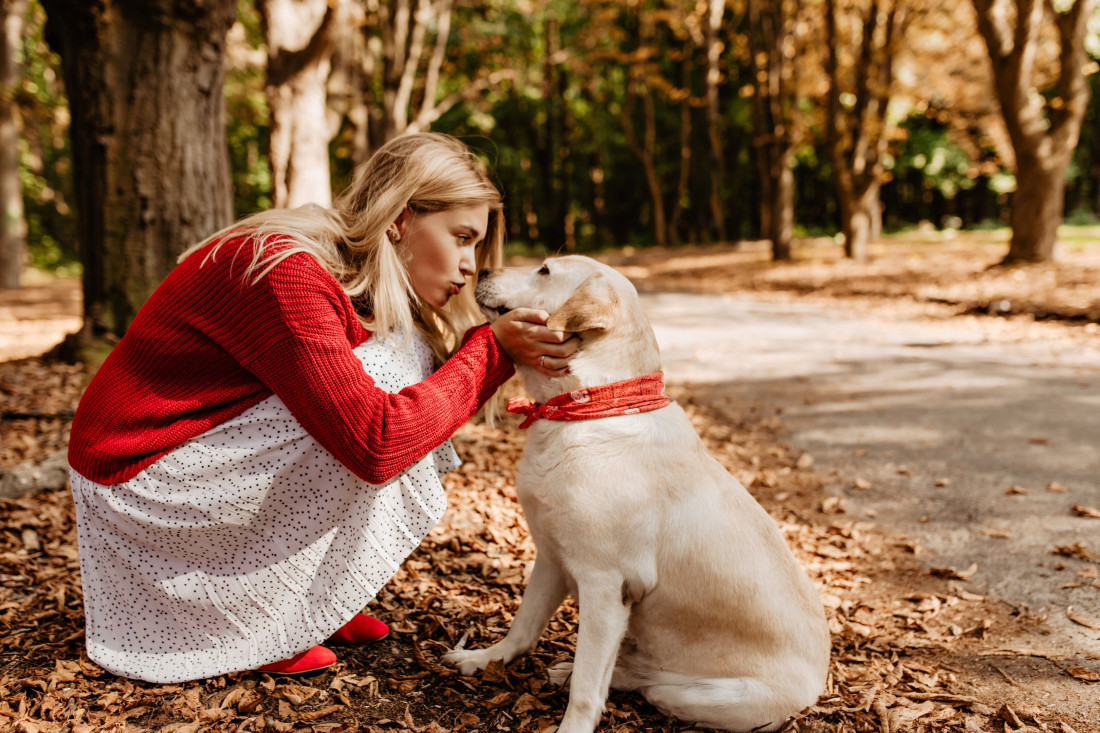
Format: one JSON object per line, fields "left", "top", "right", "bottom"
{"left": 387, "top": 228, "right": 401, "bottom": 243}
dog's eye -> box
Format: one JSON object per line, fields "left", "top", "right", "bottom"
{"left": 538, "top": 265, "right": 550, "bottom": 275}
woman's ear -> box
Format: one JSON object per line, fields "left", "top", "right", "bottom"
{"left": 388, "top": 207, "right": 410, "bottom": 242}
{"left": 546, "top": 273, "right": 619, "bottom": 332}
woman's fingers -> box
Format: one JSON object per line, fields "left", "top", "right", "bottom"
{"left": 490, "top": 309, "right": 578, "bottom": 373}
{"left": 536, "top": 354, "right": 570, "bottom": 377}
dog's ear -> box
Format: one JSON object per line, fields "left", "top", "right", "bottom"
{"left": 546, "top": 273, "right": 619, "bottom": 332}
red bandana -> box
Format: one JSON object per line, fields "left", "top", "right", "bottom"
{"left": 506, "top": 372, "right": 671, "bottom": 429}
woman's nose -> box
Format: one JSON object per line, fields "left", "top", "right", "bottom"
{"left": 459, "top": 247, "right": 476, "bottom": 276}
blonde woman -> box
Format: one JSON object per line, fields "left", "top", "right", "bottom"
{"left": 67, "top": 133, "right": 577, "bottom": 683}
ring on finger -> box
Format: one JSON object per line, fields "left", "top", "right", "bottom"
{"left": 539, "top": 355, "right": 546, "bottom": 368}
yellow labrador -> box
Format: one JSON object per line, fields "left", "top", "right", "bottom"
{"left": 445, "top": 256, "right": 830, "bottom": 733}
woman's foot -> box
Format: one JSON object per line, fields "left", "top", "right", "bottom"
{"left": 327, "top": 613, "right": 390, "bottom": 645}
{"left": 257, "top": 645, "right": 336, "bottom": 675}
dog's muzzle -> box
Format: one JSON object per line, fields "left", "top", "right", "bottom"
{"left": 474, "top": 275, "right": 511, "bottom": 321}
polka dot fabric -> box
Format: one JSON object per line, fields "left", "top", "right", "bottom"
{"left": 70, "top": 331, "right": 458, "bottom": 683}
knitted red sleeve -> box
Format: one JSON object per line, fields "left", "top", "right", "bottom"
{"left": 231, "top": 254, "right": 514, "bottom": 485}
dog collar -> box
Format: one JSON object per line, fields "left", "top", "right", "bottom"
{"left": 506, "top": 372, "right": 671, "bottom": 429}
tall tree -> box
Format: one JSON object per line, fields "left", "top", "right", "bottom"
{"left": 259, "top": 0, "right": 340, "bottom": 208}
{"left": 0, "top": 0, "right": 28, "bottom": 288}
{"left": 703, "top": 0, "right": 728, "bottom": 242}
{"left": 40, "top": 0, "right": 236, "bottom": 338}
{"left": 744, "top": 0, "right": 814, "bottom": 261}
{"left": 331, "top": 0, "right": 459, "bottom": 162}
{"left": 824, "top": 0, "right": 912, "bottom": 261}
{"left": 971, "top": 0, "right": 1098, "bottom": 263}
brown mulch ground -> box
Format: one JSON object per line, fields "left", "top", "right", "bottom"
{"left": 1, "top": 236, "right": 1099, "bottom": 733}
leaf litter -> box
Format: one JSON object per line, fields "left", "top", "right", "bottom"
{"left": 2, "top": 359, "right": 1098, "bottom": 733}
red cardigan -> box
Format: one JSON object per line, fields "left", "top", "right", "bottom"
{"left": 68, "top": 235, "right": 514, "bottom": 486}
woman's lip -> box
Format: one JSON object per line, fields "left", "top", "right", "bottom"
{"left": 451, "top": 283, "right": 463, "bottom": 295}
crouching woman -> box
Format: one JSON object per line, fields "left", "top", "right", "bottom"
{"left": 67, "top": 133, "right": 576, "bottom": 683}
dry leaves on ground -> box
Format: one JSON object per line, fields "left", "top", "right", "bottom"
{"left": 3, "top": 320, "right": 1100, "bottom": 733}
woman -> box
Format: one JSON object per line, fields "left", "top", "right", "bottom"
{"left": 67, "top": 133, "right": 577, "bottom": 683}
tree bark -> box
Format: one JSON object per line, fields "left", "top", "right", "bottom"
{"left": 41, "top": 0, "right": 236, "bottom": 337}
{"left": 823, "top": 0, "right": 907, "bottom": 262}
{"left": 768, "top": 146, "right": 795, "bottom": 261}
{"left": 622, "top": 85, "right": 667, "bottom": 247}
{"left": 1008, "top": 152, "right": 1067, "bottom": 261}
{"left": 837, "top": 178, "right": 881, "bottom": 261}
{"left": 971, "top": 0, "right": 1096, "bottom": 263}
{"left": 0, "top": 0, "right": 28, "bottom": 289}
{"left": 704, "top": 0, "right": 727, "bottom": 242}
{"left": 746, "top": 0, "right": 803, "bottom": 261}
{"left": 668, "top": 59, "right": 692, "bottom": 245}
{"left": 260, "top": 0, "right": 339, "bottom": 209}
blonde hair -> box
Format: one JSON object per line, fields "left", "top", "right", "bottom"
{"left": 180, "top": 133, "right": 505, "bottom": 362}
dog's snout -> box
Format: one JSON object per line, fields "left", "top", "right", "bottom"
{"left": 478, "top": 268, "right": 492, "bottom": 280}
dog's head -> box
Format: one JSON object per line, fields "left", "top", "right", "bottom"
{"left": 476, "top": 255, "right": 661, "bottom": 397}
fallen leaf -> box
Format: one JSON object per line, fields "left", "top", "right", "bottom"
{"left": 853, "top": 478, "right": 871, "bottom": 490}
{"left": 1066, "top": 606, "right": 1100, "bottom": 630}
{"left": 981, "top": 528, "right": 1012, "bottom": 539}
{"left": 513, "top": 693, "right": 547, "bottom": 714}
{"left": 1065, "top": 666, "right": 1100, "bottom": 683}
{"left": 1028, "top": 437, "right": 1050, "bottom": 445}
{"left": 1053, "top": 543, "right": 1100, "bottom": 562}
{"left": 979, "top": 647, "right": 1060, "bottom": 660}
{"left": 998, "top": 704, "right": 1024, "bottom": 729}
{"left": 1072, "top": 504, "right": 1100, "bottom": 519}
{"left": 1047, "top": 481, "right": 1069, "bottom": 492}
{"left": 1005, "top": 485, "right": 1029, "bottom": 495}
{"left": 935, "top": 478, "right": 952, "bottom": 487}
{"left": 298, "top": 704, "right": 345, "bottom": 721}
{"left": 931, "top": 563, "right": 978, "bottom": 580}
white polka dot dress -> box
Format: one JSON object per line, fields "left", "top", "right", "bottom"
{"left": 69, "top": 331, "right": 459, "bottom": 683}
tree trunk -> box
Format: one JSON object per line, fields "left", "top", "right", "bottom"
{"left": 41, "top": 0, "right": 236, "bottom": 337}
{"left": 260, "top": 0, "right": 338, "bottom": 209}
{"left": 704, "top": 0, "right": 727, "bottom": 242}
{"left": 0, "top": 0, "right": 27, "bottom": 289}
{"left": 668, "top": 60, "right": 692, "bottom": 245}
{"left": 839, "top": 180, "right": 881, "bottom": 262}
{"left": 1005, "top": 152, "right": 1065, "bottom": 262}
{"left": 971, "top": 0, "right": 1096, "bottom": 263}
{"left": 768, "top": 146, "right": 795, "bottom": 261}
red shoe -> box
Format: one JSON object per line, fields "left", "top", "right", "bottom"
{"left": 326, "top": 613, "right": 389, "bottom": 645}
{"left": 257, "top": 645, "right": 336, "bottom": 675}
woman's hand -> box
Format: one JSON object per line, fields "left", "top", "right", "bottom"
{"left": 491, "top": 309, "right": 580, "bottom": 377}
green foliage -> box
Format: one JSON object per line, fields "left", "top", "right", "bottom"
{"left": 13, "top": 0, "right": 1100, "bottom": 271}
{"left": 891, "top": 113, "right": 980, "bottom": 200}
{"left": 224, "top": 0, "right": 272, "bottom": 217}
{"left": 18, "top": 1, "right": 77, "bottom": 276}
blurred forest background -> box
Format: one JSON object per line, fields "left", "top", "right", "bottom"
{"left": 1, "top": 0, "right": 1098, "bottom": 338}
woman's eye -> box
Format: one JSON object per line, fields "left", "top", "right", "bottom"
{"left": 538, "top": 265, "right": 550, "bottom": 275}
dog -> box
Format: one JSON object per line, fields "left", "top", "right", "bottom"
{"left": 444, "top": 255, "right": 830, "bottom": 733}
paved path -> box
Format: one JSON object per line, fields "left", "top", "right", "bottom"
{"left": 643, "top": 291, "right": 1100, "bottom": 664}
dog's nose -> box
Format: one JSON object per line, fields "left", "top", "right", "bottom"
{"left": 478, "top": 268, "right": 491, "bottom": 280}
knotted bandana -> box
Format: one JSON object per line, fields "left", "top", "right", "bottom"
{"left": 506, "top": 372, "right": 671, "bottom": 429}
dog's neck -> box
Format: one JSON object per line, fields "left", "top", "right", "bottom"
{"left": 521, "top": 320, "right": 662, "bottom": 403}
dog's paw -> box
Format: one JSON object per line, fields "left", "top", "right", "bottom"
{"left": 547, "top": 661, "right": 574, "bottom": 687}
{"left": 442, "top": 648, "right": 496, "bottom": 677}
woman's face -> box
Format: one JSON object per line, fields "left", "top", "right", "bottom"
{"left": 400, "top": 204, "right": 490, "bottom": 308}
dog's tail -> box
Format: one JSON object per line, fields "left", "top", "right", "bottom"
{"left": 640, "top": 674, "right": 806, "bottom": 733}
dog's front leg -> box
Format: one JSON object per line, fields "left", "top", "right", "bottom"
{"left": 556, "top": 572, "right": 633, "bottom": 733}
{"left": 444, "top": 554, "right": 568, "bottom": 675}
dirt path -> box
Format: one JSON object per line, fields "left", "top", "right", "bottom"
{"left": 643, "top": 290, "right": 1100, "bottom": 726}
